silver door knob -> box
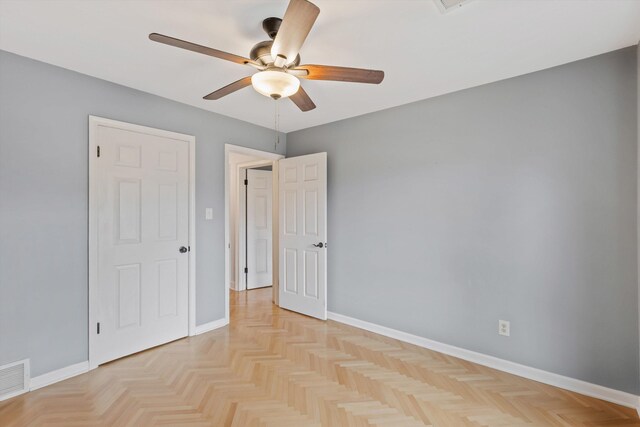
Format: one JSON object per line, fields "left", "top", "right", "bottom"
{"left": 179, "top": 246, "right": 188, "bottom": 253}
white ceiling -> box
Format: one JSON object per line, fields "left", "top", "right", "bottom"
{"left": 1, "top": 0, "right": 639, "bottom": 133}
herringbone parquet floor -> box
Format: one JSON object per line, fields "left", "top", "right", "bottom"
{"left": 1, "top": 288, "right": 639, "bottom": 426}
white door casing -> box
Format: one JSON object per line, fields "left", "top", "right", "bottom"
{"left": 246, "top": 169, "right": 273, "bottom": 289}
{"left": 278, "top": 153, "right": 327, "bottom": 320}
{"left": 89, "top": 117, "right": 193, "bottom": 368}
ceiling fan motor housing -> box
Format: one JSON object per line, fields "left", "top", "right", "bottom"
{"left": 250, "top": 18, "right": 301, "bottom": 67}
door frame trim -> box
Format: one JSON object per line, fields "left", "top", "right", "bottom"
{"left": 224, "top": 144, "right": 283, "bottom": 320}
{"left": 88, "top": 115, "right": 196, "bottom": 370}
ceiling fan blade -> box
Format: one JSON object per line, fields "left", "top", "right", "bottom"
{"left": 149, "top": 33, "right": 255, "bottom": 66}
{"left": 271, "top": 0, "right": 320, "bottom": 67}
{"left": 293, "top": 64, "right": 384, "bottom": 84}
{"left": 203, "top": 76, "right": 253, "bottom": 100}
{"left": 289, "top": 86, "right": 316, "bottom": 112}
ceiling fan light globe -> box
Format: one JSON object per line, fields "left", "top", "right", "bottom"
{"left": 251, "top": 70, "right": 300, "bottom": 99}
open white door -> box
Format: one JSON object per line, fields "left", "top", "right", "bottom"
{"left": 93, "top": 121, "right": 190, "bottom": 366}
{"left": 278, "top": 153, "right": 327, "bottom": 320}
{"left": 246, "top": 169, "right": 273, "bottom": 289}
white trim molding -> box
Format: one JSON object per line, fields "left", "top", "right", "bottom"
{"left": 327, "top": 312, "right": 640, "bottom": 410}
{"left": 30, "top": 361, "right": 89, "bottom": 391}
{"left": 194, "top": 318, "right": 229, "bottom": 335}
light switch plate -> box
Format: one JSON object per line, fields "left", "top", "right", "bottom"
{"left": 205, "top": 208, "right": 213, "bottom": 220}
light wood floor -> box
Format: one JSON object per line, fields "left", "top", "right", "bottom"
{"left": 1, "top": 288, "right": 638, "bottom": 426}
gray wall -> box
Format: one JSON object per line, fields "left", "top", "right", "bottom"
{"left": 287, "top": 47, "right": 639, "bottom": 394}
{"left": 0, "top": 50, "right": 285, "bottom": 376}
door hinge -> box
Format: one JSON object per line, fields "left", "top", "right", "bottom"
{"left": 244, "top": 267, "right": 248, "bottom": 274}
{"left": 97, "top": 322, "right": 101, "bottom": 334}
{"left": 97, "top": 146, "right": 101, "bottom": 157}
{"left": 244, "top": 179, "right": 248, "bottom": 186}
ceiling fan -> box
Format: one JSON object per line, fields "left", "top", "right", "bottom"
{"left": 149, "top": 0, "right": 384, "bottom": 112}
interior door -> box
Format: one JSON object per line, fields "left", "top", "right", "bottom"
{"left": 278, "top": 153, "right": 327, "bottom": 319}
{"left": 95, "top": 124, "right": 189, "bottom": 366}
{"left": 246, "top": 169, "right": 273, "bottom": 289}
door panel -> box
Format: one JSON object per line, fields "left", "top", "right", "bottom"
{"left": 284, "top": 190, "right": 297, "bottom": 235}
{"left": 116, "top": 263, "right": 141, "bottom": 328}
{"left": 116, "top": 179, "right": 141, "bottom": 243}
{"left": 96, "top": 124, "right": 189, "bottom": 366}
{"left": 256, "top": 239, "right": 268, "bottom": 273}
{"left": 304, "top": 251, "right": 318, "bottom": 298}
{"left": 246, "top": 169, "right": 273, "bottom": 289}
{"left": 278, "top": 153, "right": 327, "bottom": 320}
{"left": 304, "top": 190, "right": 318, "bottom": 236}
{"left": 284, "top": 248, "right": 298, "bottom": 293}
{"left": 157, "top": 259, "right": 178, "bottom": 317}
{"left": 158, "top": 184, "right": 178, "bottom": 240}
{"left": 116, "top": 144, "right": 141, "bottom": 167}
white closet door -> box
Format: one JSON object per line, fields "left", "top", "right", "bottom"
{"left": 278, "top": 153, "right": 327, "bottom": 319}
{"left": 95, "top": 124, "right": 189, "bottom": 366}
{"left": 246, "top": 169, "right": 273, "bottom": 289}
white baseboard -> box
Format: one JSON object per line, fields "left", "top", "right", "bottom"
{"left": 30, "top": 361, "right": 89, "bottom": 391}
{"left": 194, "top": 318, "right": 229, "bottom": 335}
{"left": 327, "top": 312, "right": 640, "bottom": 410}
{"left": 26, "top": 319, "right": 227, "bottom": 395}
{"left": 27, "top": 320, "right": 228, "bottom": 393}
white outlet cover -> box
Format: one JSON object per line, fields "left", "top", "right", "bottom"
{"left": 205, "top": 208, "right": 213, "bottom": 220}
{"left": 498, "top": 320, "right": 510, "bottom": 337}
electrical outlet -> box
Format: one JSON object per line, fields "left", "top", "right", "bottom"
{"left": 205, "top": 208, "right": 213, "bottom": 220}
{"left": 498, "top": 320, "right": 510, "bottom": 337}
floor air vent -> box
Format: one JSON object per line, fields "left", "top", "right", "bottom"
{"left": 0, "top": 359, "right": 30, "bottom": 401}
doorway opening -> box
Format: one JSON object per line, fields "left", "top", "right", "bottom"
{"left": 225, "top": 145, "right": 328, "bottom": 323}
{"left": 240, "top": 165, "right": 273, "bottom": 290}
{"left": 224, "top": 144, "right": 284, "bottom": 322}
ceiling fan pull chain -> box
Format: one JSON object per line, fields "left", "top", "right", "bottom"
{"left": 274, "top": 99, "right": 280, "bottom": 150}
